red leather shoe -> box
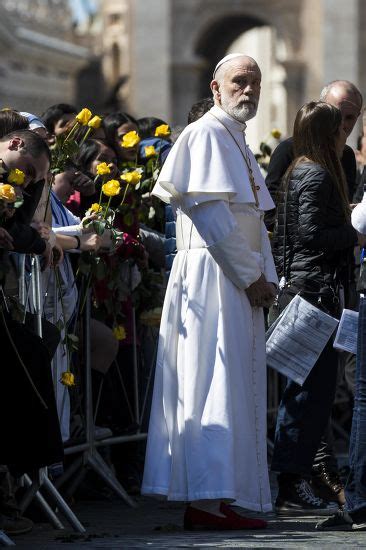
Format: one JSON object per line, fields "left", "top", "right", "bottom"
{"left": 184, "top": 503, "right": 268, "bottom": 530}
{"left": 220, "top": 502, "right": 268, "bottom": 529}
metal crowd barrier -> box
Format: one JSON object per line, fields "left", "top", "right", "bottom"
{"left": 55, "top": 262, "right": 158, "bottom": 505}
{"left": 15, "top": 254, "right": 85, "bottom": 534}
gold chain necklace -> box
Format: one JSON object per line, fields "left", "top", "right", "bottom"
{"left": 209, "top": 112, "right": 260, "bottom": 207}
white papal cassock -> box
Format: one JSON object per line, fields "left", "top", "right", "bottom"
{"left": 142, "top": 105, "right": 278, "bottom": 512}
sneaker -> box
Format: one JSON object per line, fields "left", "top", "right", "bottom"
{"left": 315, "top": 510, "right": 366, "bottom": 531}
{"left": 275, "top": 478, "right": 339, "bottom": 516}
{"left": 2, "top": 515, "right": 33, "bottom": 535}
{"left": 349, "top": 507, "right": 366, "bottom": 531}
{"left": 311, "top": 463, "right": 345, "bottom": 505}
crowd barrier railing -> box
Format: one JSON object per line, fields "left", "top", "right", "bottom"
{"left": 15, "top": 254, "right": 85, "bottom": 534}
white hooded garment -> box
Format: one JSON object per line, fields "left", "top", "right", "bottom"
{"left": 142, "top": 105, "right": 278, "bottom": 511}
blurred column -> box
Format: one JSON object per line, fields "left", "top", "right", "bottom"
{"left": 130, "top": 0, "right": 172, "bottom": 122}
{"left": 323, "top": 0, "right": 361, "bottom": 146}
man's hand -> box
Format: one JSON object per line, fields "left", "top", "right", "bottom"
{"left": 31, "top": 221, "right": 51, "bottom": 241}
{"left": 100, "top": 229, "right": 113, "bottom": 250}
{"left": 73, "top": 171, "right": 96, "bottom": 196}
{"left": 41, "top": 241, "right": 53, "bottom": 271}
{"left": 52, "top": 243, "right": 64, "bottom": 267}
{"left": 81, "top": 214, "right": 97, "bottom": 233}
{"left": 80, "top": 233, "right": 102, "bottom": 252}
{"left": 0, "top": 228, "right": 14, "bottom": 250}
{"left": 246, "top": 274, "right": 277, "bottom": 308}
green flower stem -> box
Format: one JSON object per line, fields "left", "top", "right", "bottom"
{"left": 54, "top": 267, "right": 71, "bottom": 373}
{"left": 120, "top": 183, "right": 130, "bottom": 207}
{"left": 80, "top": 127, "right": 92, "bottom": 145}
{"left": 43, "top": 173, "right": 55, "bottom": 222}
{"left": 103, "top": 196, "right": 112, "bottom": 220}
{"left": 63, "top": 122, "right": 79, "bottom": 143}
{"left": 80, "top": 271, "right": 92, "bottom": 314}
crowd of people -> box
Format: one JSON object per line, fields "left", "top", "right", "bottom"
{"left": 0, "top": 51, "right": 366, "bottom": 541}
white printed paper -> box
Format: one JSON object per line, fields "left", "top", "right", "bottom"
{"left": 266, "top": 295, "right": 338, "bottom": 385}
{"left": 333, "top": 309, "right": 358, "bottom": 354}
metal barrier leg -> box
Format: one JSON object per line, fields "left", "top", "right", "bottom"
{"left": 16, "top": 255, "right": 86, "bottom": 533}
{"left": 23, "top": 474, "right": 64, "bottom": 531}
{"left": 87, "top": 452, "right": 136, "bottom": 507}
{"left": 41, "top": 475, "right": 85, "bottom": 533}
{"left": 56, "top": 286, "right": 137, "bottom": 507}
{"left": 0, "top": 531, "right": 15, "bottom": 547}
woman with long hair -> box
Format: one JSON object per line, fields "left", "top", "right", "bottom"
{"left": 271, "top": 101, "right": 357, "bottom": 515}
{"left": 102, "top": 112, "right": 139, "bottom": 164}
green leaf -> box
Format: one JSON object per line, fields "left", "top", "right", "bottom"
{"left": 92, "top": 220, "right": 106, "bottom": 235}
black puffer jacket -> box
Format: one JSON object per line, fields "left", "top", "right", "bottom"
{"left": 273, "top": 161, "right": 357, "bottom": 311}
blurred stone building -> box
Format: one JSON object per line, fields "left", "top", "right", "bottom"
{"left": 0, "top": 0, "right": 89, "bottom": 115}
{"left": 100, "top": 0, "right": 363, "bottom": 148}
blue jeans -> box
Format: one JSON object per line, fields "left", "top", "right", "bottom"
{"left": 345, "top": 295, "right": 366, "bottom": 513}
{"left": 271, "top": 339, "right": 339, "bottom": 476}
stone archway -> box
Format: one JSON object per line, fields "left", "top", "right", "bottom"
{"left": 130, "top": 0, "right": 363, "bottom": 147}
{"left": 169, "top": 1, "right": 305, "bottom": 131}
{"left": 194, "top": 14, "right": 267, "bottom": 97}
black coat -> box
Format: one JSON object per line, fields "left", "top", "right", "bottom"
{"left": 272, "top": 161, "right": 357, "bottom": 312}
{"left": 265, "top": 138, "right": 357, "bottom": 230}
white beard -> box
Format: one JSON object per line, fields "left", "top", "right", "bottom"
{"left": 220, "top": 97, "right": 258, "bottom": 123}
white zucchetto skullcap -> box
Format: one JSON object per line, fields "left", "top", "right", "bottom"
{"left": 352, "top": 200, "right": 366, "bottom": 235}
{"left": 213, "top": 53, "right": 247, "bottom": 78}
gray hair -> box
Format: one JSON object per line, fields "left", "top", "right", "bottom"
{"left": 320, "top": 80, "right": 363, "bottom": 106}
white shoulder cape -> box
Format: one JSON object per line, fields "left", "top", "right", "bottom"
{"left": 152, "top": 108, "right": 275, "bottom": 211}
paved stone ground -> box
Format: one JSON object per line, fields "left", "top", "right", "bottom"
{"left": 9, "top": 495, "right": 366, "bottom": 549}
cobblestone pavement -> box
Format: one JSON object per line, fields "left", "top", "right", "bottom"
{"left": 11, "top": 496, "right": 366, "bottom": 549}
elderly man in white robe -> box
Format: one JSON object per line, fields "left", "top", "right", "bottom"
{"left": 142, "top": 54, "right": 278, "bottom": 530}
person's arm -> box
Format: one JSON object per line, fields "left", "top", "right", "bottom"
{"left": 342, "top": 145, "right": 357, "bottom": 201}
{"left": 265, "top": 139, "right": 294, "bottom": 201}
{"left": 298, "top": 170, "right": 357, "bottom": 251}
{"left": 189, "top": 200, "right": 276, "bottom": 306}
{"left": 264, "top": 138, "right": 294, "bottom": 230}
{"left": 6, "top": 219, "right": 47, "bottom": 255}
{"left": 260, "top": 220, "right": 278, "bottom": 286}
{"left": 56, "top": 232, "right": 102, "bottom": 252}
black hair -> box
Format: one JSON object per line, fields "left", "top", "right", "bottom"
{"left": 1, "top": 129, "right": 51, "bottom": 161}
{"left": 75, "top": 139, "right": 104, "bottom": 174}
{"left": 187, "top": 97, "right": 214, "bottom": 124}
{"left": 137, "top": 117, "right": 169, "bottom": 139}
{"left": 41, "top": 103, "right": 77, "bottom": 133}
{"left": 0, "top": 110, "right": 29, "bottom": 138}
{"left": 102, "top": 112, "right": 138, "bottom": 148}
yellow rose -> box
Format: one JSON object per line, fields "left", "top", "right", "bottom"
{"left": 60, "top": 371, "right": 75, "bottom": 387}
{"left": 96, "top": 162, "right": 111, "bottom": 176}
{"left": 7, "top": 168, "right": 25, "bottom": 185}
{"left": 89, "top": 203, "right": 103, "bottom": 213}
{"left": 0, "top": 184, "right": 16, "bottom": 203}
{"left": 144, "top": 145, "right": 157, "bottom": 158}
{"left": 88, "top": 115, "right": 102, "bottom": 129}
{"left": 121, "top": 131, "right": 140, "bottom": 148}
{"left": 113, "top": 325, "right": 126, "bottom": 341}
{"left": 154, "top": 124, "right": 171, "bottom": 137}
{"left": 271, "top": 128, "right": 281, "bottom": 139}
{"left": 120, "top": 171, "right": 142, "bottom": 185}
{"left": 102, "top": 179, "right": 121, "bottom": 197}
{"left": 75, "top": 108, "right": 92, "bottom": 126}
